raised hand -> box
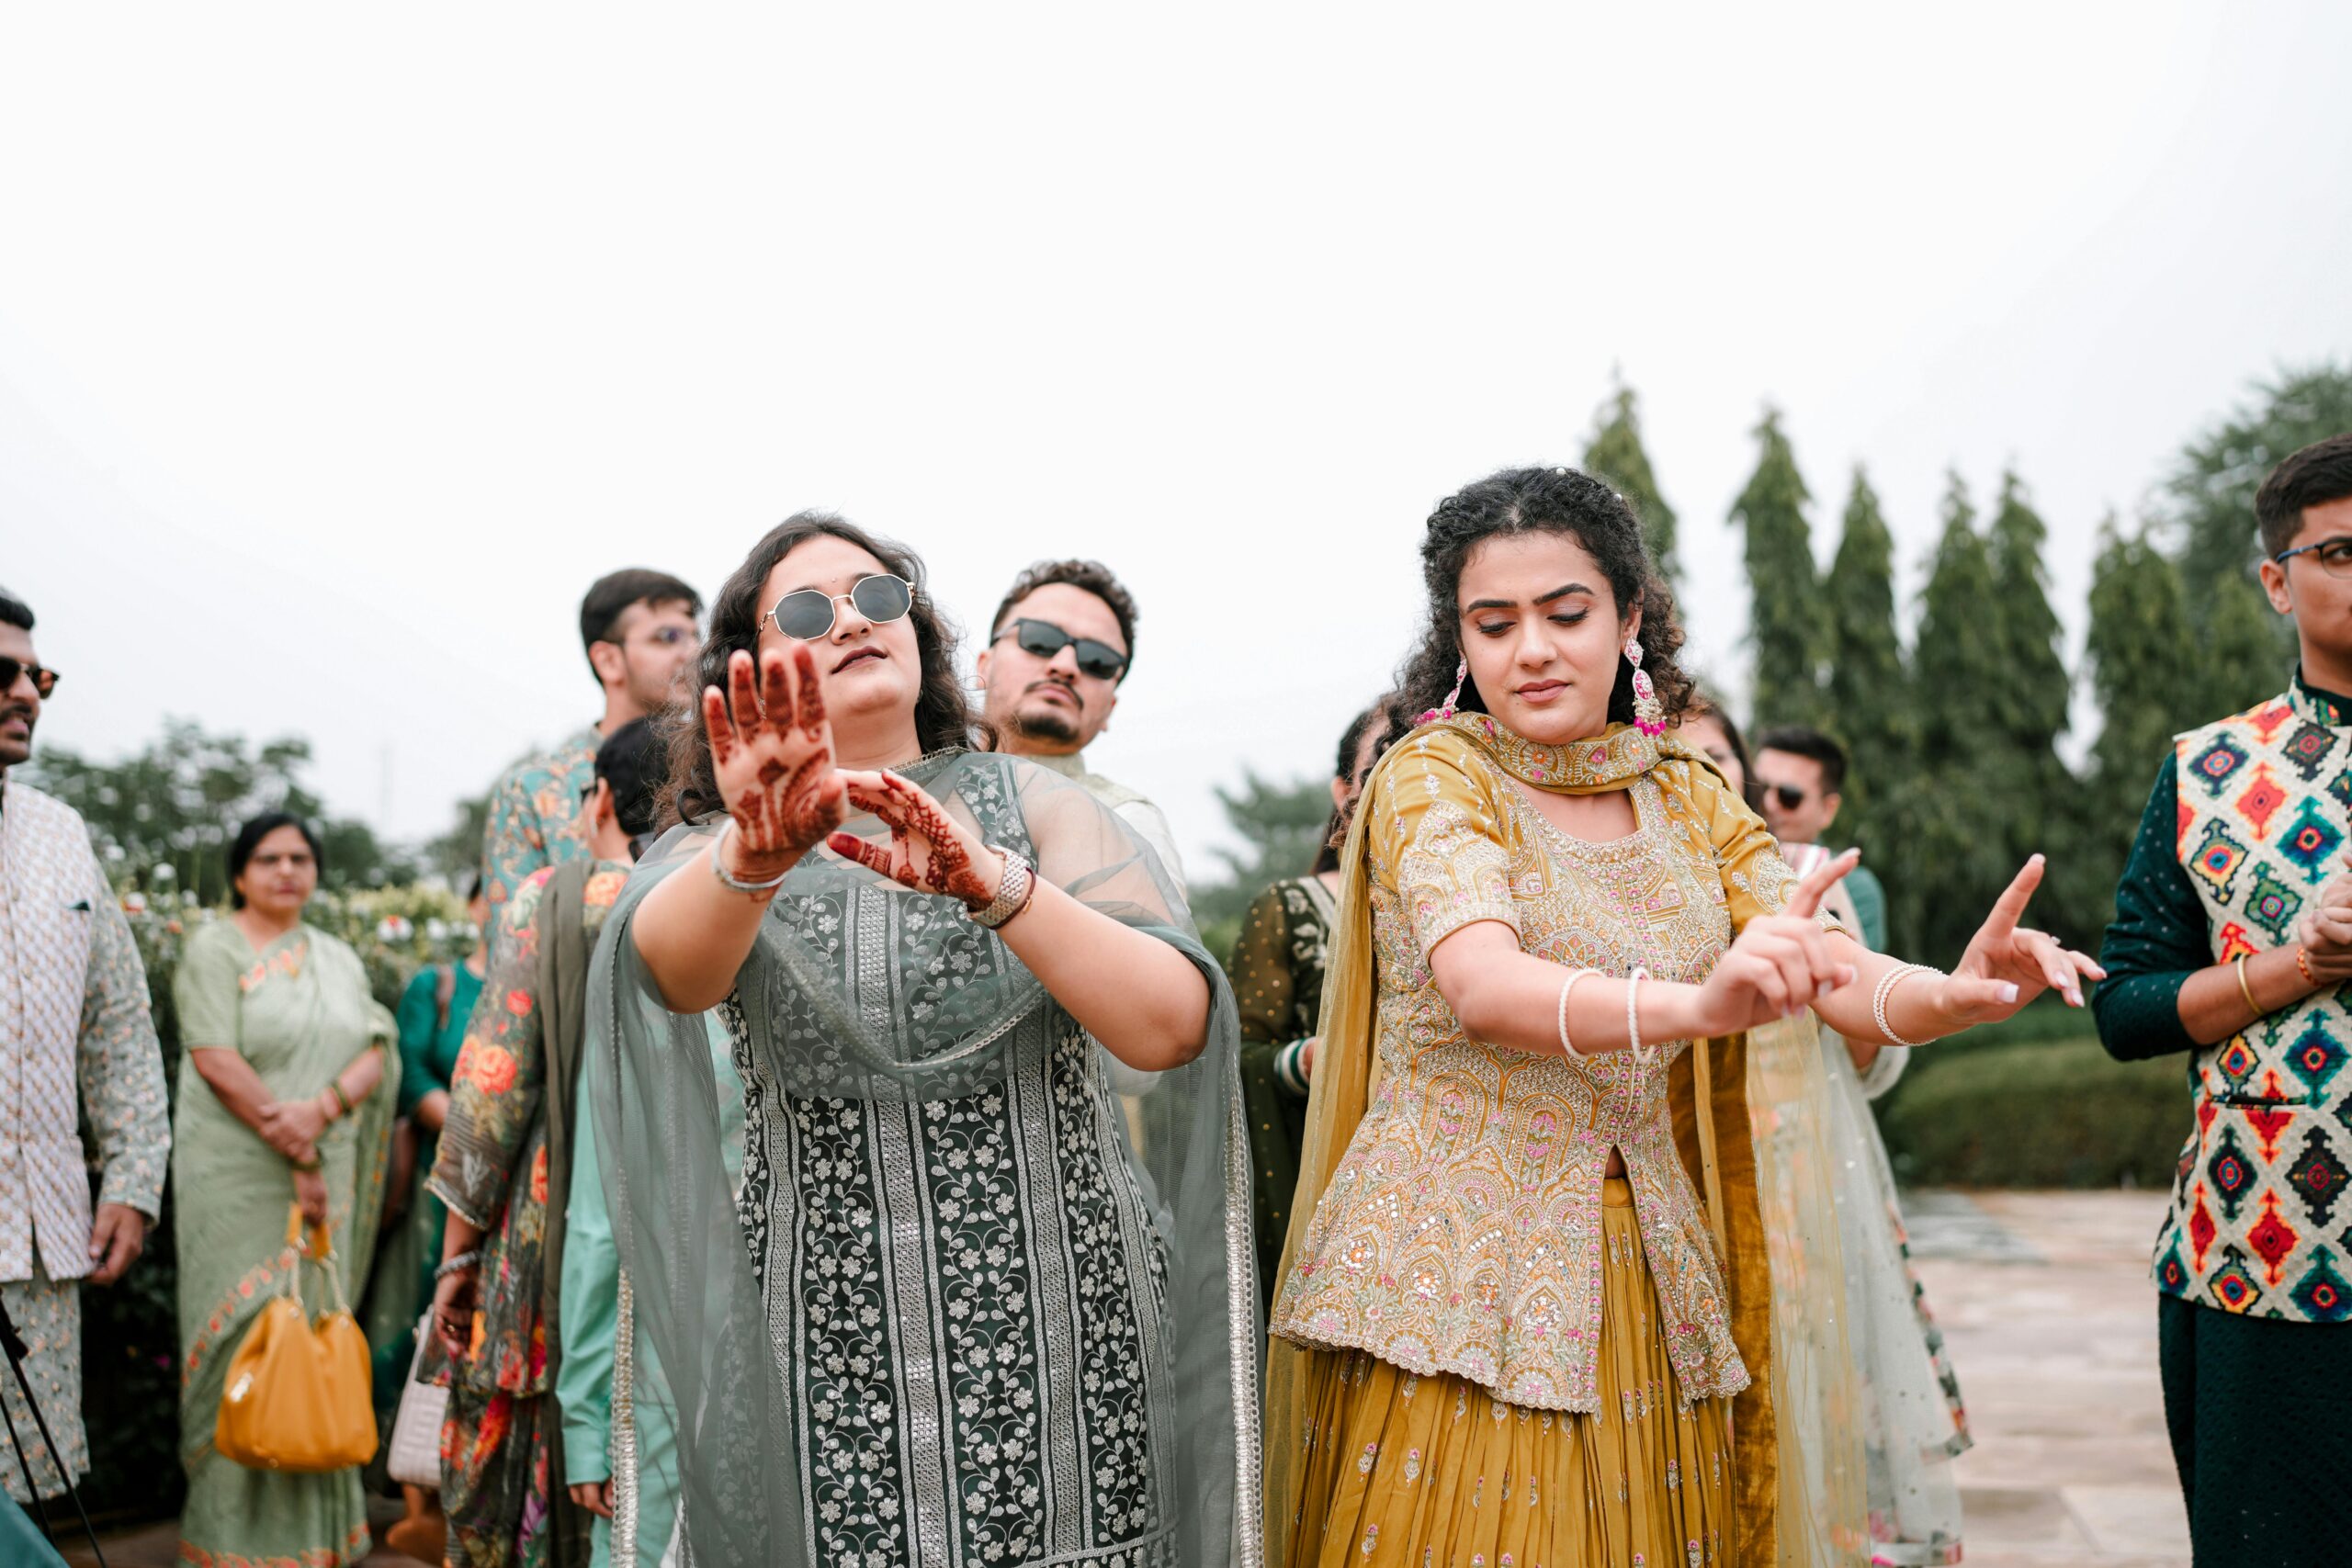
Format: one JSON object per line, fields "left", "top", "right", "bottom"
{"left": 1928, "top": 853, "right": 2107, "bottom": 1025}
{"left": 703, "top": 645, "right": 846, "bottom": 881}
{"left": 826, "top": 770, "right": 1006, "bottom": 910}
{"left": 1690, "top": 848, "right": 1862, "bottom": 1036}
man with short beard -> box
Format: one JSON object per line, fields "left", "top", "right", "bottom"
{"left": 0, "top": 585, "right": 170, "bottom": 1506}
{"left": 479, "top": 570, "right": 703, "bottom": 908}
{"left": 978, "top": 559, "right": 1188, "bottom": 888}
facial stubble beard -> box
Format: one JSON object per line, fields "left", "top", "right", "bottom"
{"left": 1011, "top": 705, "right": 1081, "bottom": 747}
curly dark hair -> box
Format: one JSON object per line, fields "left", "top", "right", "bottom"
{"left": 659, "top": 512, "right": 986, "bottom": 829}
{"left": 1394, "top": 466, "right": 1695, "bottom": 732}
{"left": 989, "top": 558, "right": 1139, "bottom": 680}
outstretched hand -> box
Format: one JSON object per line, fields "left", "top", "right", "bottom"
{"left": 827, "top": 771, "right": 1006, "bottom": 911}
{"left": 1927, "top": 854, "right": 2107, "bottom": 1029}
{"left": 1689, "top": 847, "right": 1862, "bottom": 1038}
{"left": 703, "top": 645, "right": 846, "bottom": 881}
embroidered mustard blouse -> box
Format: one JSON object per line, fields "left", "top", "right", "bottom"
{"left": 1267, "top": 718, "right": 1823, "bottom": 1413}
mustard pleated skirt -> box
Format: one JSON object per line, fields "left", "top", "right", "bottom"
{"left": 1281, "top": 1179, "right": 1735, "bottom": 1568}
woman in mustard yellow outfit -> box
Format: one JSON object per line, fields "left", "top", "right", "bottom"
{"left": 1264, "top": 467, "right": 2107, "bottom": 1568}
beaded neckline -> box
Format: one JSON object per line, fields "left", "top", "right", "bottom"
{"left": 1429, "top": 714, "right": 1661, "bottom": 793}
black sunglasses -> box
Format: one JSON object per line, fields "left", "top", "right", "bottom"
{"left": 766, "top": 574, "right": 914, "bottom": 641}
{"left": 996, "top": 618, "right": 1129, "bottom": 682}
{"left": 0, "top": 657, "right": 59, "bottom": 698}
{"left": 1766, "top": 784, "right": 1808, "bottom": 811}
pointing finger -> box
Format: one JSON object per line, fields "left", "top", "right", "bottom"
{"left": 1783, "top": 848, "right": 1860, "bottom": 920}
{"left": 1983, "top": 854, "right": 2047, "bottom": 940}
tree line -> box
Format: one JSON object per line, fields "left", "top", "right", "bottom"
{"left": 1195, "top": 362, "right": 2352, "bottom": 967}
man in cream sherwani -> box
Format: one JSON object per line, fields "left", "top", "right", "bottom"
{"left": 0, "top": 585, "right": 170, "bottom": 1502}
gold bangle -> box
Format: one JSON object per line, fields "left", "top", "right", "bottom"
{"left": 2235, "top": 953, "right": 2261, "bottom": 1018}
{"left": 2297, "top": 944, "right": 2317, "bottom": 989}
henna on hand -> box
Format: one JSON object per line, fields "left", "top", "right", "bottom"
{"left": 828, "top": 773, "right": 1001, "bottom": 909}
{"left": 704, "top": 645, "right": 846, "bottom": 880}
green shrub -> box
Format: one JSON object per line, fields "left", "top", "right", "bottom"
{"left": 1877, "top": 1032, "right": 2188, "bottom": 1190}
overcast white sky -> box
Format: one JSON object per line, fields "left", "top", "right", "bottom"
{"left": 6, "top": 6, "right": 2348, "bottom": 880}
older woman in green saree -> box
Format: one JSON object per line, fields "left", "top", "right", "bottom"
{"left": 173, "top": 813, "right": 399, "bottom": 1568}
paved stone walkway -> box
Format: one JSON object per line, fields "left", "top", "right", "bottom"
{"left": 65, "top": 1190, "right": 2188, "bottom": 1567}
{"left": 1909, "top": 1188, "right": 2189, "bottom": 1566}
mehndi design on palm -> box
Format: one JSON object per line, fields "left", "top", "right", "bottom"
{"left": 702, "top": 645, "right": 846, "bottom": 878}
{"left": 828, "top": 770, "right": 1001, "bottom": 910}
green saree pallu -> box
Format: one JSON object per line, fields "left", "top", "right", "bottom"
{"left": 173, "top": 920, "right": 398, "bottom": 1568}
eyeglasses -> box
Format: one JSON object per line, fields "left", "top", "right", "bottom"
{"left": 0, "top": 658, "right": 59, "bottom": 698}
{"left": 2275, "top": 537, "right": 2352, "bottom": 579}
{"left": 1764, "top": 784, "right": 1809, "bottom": 812}
{"left": 995, "top": 618, "right": 1129, "bottom": 682}
{"left": 766, "top": 574, "right": 914, "bottom": 640}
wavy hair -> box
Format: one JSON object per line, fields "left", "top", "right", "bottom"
{"left": 660, "top": 513, "right": 985, "bottom": 829}
{"left": 1394, "top": 465, "right": 1695, "bottom": 731}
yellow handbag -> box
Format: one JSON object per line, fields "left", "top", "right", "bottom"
{"left": 215, "top": 1202, "right": 378, "bottom": 1472}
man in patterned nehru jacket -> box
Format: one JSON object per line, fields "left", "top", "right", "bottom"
{"left": 0, "top": 585, "right": 171, "bottom": 1505}
{"left": 2096, "top": 432, "right": 2352, "bottom": 1563}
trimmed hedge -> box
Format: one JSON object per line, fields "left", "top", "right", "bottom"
{"left": 1877, "top": 1028, "right": 2188, "bottom": 1190}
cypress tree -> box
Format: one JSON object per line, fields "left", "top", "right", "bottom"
{"left": 1584, "top": 384, "right": 1680, "bottom": 587}
{"left": 1732, "top": 407, "right": 1823, "bottom": 726}
{"left": 2201, "top": 574, "right": 2290, "bottom": 718}
{"left": 1821, "top": 467, "right": 1908, "bottom": 859}
{"left": 1900, "top": 472, "right": 2013, "bottom": 963}
{"left": 2083, "top": 518, "right": 2197, "bottom": 920}
{"left": 1985, "top": 471, "right": 2092, "bottom": 942}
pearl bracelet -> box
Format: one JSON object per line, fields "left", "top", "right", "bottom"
{"left": 1626, "top": 966, "right": 1657, "bottom": 1069}
{"left": 1555, "top": 967, "right": 1600, "bottom": 1055}
{"left": 1871, "top": 963, "right": 1939, "bottom": 1048}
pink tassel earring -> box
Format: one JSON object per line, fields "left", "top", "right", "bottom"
{"left": 1625, "top": 638, "right": 1666, "bottom": 736}
{"left": 1419, "top": 657, "right": 1468, "bottom": 725}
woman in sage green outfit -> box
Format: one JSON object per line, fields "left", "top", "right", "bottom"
{"left": 173, "top": 813, "right": 399, "bottom": 1568}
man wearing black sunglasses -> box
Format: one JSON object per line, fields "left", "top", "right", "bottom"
{"left": 0, "top": 584, "right": 172, "bottom": 1506}
{"left": 978, "top": 559, "right": 1188, "bottom": 888}
{"left": 1753, "top": 726, "right": 1886, "bottom": 952}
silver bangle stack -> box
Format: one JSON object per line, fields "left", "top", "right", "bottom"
{"left": 1871, "top": 963, "right": 1939, "bottom": 1048}
{"left": 708, "top": 818, "right": 792, "bottom": 896}
{"left": 970, "top": 844, "right": 1037, "bottom": 930}
{"left": 435, "top": 1249, "right": 481, "bottom": 1281}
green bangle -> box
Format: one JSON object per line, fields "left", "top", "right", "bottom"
{"left": 290, "top": 1151, "right": 322, "bottom": 1172}
{"left": 329, "top": 1080, "right": 354, "bottom": 1117}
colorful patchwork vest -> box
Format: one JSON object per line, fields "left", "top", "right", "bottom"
{"left": 2165, "top": 680, "right": 2352, "bottom": 1322}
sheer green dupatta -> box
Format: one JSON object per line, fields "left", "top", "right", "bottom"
{"left": 586, "top": 750, "right": 1259, "bottom": 1568}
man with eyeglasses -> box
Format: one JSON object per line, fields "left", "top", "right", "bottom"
{"left": 1752, "top": 726, "right": 1886, "bottom": 952}
{"left": 0, "top": 585, "right": 171, "bottom": 1506}
{"left": 978, "top": 559, "right": 1188, "bottom": 889}
{"left": 2095, "top": 432, "right": 2352, "bottom": 1563}
{"left": 478, "top": 570, "right": 703, "bottom": 909}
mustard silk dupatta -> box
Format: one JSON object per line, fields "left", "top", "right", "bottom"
{"left": 1263, "top": 718, "right": 1864, "bottom": 1567}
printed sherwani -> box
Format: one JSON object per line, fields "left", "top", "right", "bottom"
{"left": 0, "top": 780, "right": 170, "bottom": 1500}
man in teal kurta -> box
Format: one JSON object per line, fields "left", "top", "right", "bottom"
{"left": 2095, "top": 432, "right": 2352, "bottom": 1565}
